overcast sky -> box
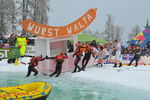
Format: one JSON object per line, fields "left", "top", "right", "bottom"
{"left": 48, "top": 0, "right": 150, "bottom": 39}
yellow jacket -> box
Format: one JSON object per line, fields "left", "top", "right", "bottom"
{"left": 15, "top": 37, "right": 27, "bottom": 56}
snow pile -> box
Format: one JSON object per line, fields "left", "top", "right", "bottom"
{"left": 0, "top": 57, "right": 30, "bottom": 72}
{"left": 72, "top": 65, "right": 150, "bottom": 92}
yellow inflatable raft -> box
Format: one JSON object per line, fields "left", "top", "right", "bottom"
{"left": 0, "top": 81, "right": 52, "bottom": 100}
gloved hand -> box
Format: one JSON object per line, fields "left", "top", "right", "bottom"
{"left": 72, "top": 54, "right": 75, "bottom": 57}
{"left": 65, "top": 53, "right": 68, "bottom": 56}
{"left": 45, "top": 56, "right": 49, "bottom": 59}
{"left": 18, "top": 45, "right": 22, "bottom": 48}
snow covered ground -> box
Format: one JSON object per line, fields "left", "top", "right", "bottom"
{"left": 72, "top": 65, "right": 150, "bottom": 92}
{"left": 0, "top": 57, "right": 150, "bottom": 92}
{"left": 0, "top": 58, "right": 29, "bottom": 72}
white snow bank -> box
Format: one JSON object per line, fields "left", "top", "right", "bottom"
{"left": 72, "top": 65, "right": 150, "bottom": 92}
{"left": 0, "top": 57, "right": 30, "bottom": 72}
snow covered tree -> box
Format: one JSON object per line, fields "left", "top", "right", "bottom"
{"left": 114, "top": 25, "right": 123, "bottom": 42}
{"left": 31, "top": 0, "right": 50, "bottom": 25}
{"left": 101, "top": 14, "right": 115, "bottom": 41}
{"left": 22, "top": 0, "right": 50, "bottom": 33}
{"left": 0, "top": 0, "right": 51, "bottom": 35}
{"left": 0, "top": 0, "right": 15, "bottom": 35}
{"left": 101, "top": 14, "right": 124, "bottom": 42}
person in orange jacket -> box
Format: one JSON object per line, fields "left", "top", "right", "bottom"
{"left": 80, "top": 46, "right": 94, "bottom": 71}
{"left": 72, "top": 46, "right": 83, "bottom": 73}
{"left": 26, "top": 56, "right": 46, "bottom": 77}
{"left": 50, "top": 52, "right": 68, "bottom": 77}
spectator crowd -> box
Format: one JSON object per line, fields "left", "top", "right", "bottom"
{"left": 122, "top": 40, "right": 150, "bottom": 56}
{"left": 0, "top": 33, "right": 32, "bottom": 48}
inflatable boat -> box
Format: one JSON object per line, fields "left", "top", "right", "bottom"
{"left": 0, "top": 81, "right": 52, "bottom": 100}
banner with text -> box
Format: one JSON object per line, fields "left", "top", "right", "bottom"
{"left": 21, "top": 8, "right": 97, "bottom": 38}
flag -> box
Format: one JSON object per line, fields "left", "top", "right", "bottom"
{"left": 133, "top": 32, "right": 145, "bottom": 41}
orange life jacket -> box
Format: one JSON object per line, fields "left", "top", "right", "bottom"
{"left": 30, "top": 58, "right": 38, "bottom": 66}
{"left": 29, "top": 57, "right": 44, "bottom": 66}
{"left": 75, "top": 48, "right": 83, "bottom": 57}
{"left": 55, "top": 55, "right": 67, "bottom": 63}
{"left": 85, "top": 46, "right": 93, "bottom": 53}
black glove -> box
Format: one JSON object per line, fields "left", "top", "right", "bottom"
{"left": 65, "top": 53, "right": 68, "bottom": 56}
{"left": 45, "top": 56, "right": 49, "bottom": 59}
{"left": 72, "top": 54, "right": 75, "bottom": 57}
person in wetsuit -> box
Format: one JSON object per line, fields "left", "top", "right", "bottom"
{"left": 67, "top": 40, "right": 74, "bottom": 53}
{"left": 72, "top": 46, "right": 83, "bottom": 73}
{"left": 128, "top": 46, "right": 141, "bottom": 67}
{"left": 80, "top": 46, "right": 93, "bottom": 71}
{"left": 26, "top": 56, "right": 46, "bottom": 77}
{"left": 50, "top": 52, "right": 68, "bottom": 77}
{"left": 90, "top": 40, "right": 98, "bottom": 50}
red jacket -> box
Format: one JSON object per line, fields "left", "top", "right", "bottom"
{"left": 73, "top": 48, "right": 83, "bottom": 57}
{"left": 55, "top": 55, "right": 68, "bottom": 63}
{"left": 85, "top": 46, "right": 93, "bottom": 53}
{"left": 29, "top": 57, "right": 45, "bottom": 67}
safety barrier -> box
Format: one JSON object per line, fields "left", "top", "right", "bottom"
{"left": 122, "top": 54, "right": 150, "bottom": 65}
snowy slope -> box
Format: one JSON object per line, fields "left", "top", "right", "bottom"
{"left": 0, "top": 57, "right": 150, "bottom": 92}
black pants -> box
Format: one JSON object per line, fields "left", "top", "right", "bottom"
{"left": 128, "top": 56, "right": 140, "bottom": 66}
{"left": 50, "top": 62, "right": 62, "bottom": 77}
{"left": 26, "top": 65, "right": 38, "bottom": 77}
{"left": 73, "top": 56, "right": 81, "bottom": 72}
{"left": 81, "top": 57, "right": 90, "bottom": 70}
{"left": 7, "top": 58, "right": 16, "bottom": 63}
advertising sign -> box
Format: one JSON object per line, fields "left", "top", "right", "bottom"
{"left": 21, "top": 8, "right": 97, "bottom": 38}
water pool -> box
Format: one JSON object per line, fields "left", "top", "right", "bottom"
{"left": 0, "top": 72, "right": 150, "bottom": 100}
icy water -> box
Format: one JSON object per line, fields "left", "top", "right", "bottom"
{"left": 0, "top": 72, "right": 150, "bottom": 100}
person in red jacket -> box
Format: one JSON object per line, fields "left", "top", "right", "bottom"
{"left": 50, "top": 52, "right": 68, "bottom": 77}
{"left": 26, "top": 56, "right": 46, "bottom": 77}
{"left": 72, "top": 46, "right": 83, "bottom": 73}
{"left": 80, "top": 46, "right": 94, "bottom": 71}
